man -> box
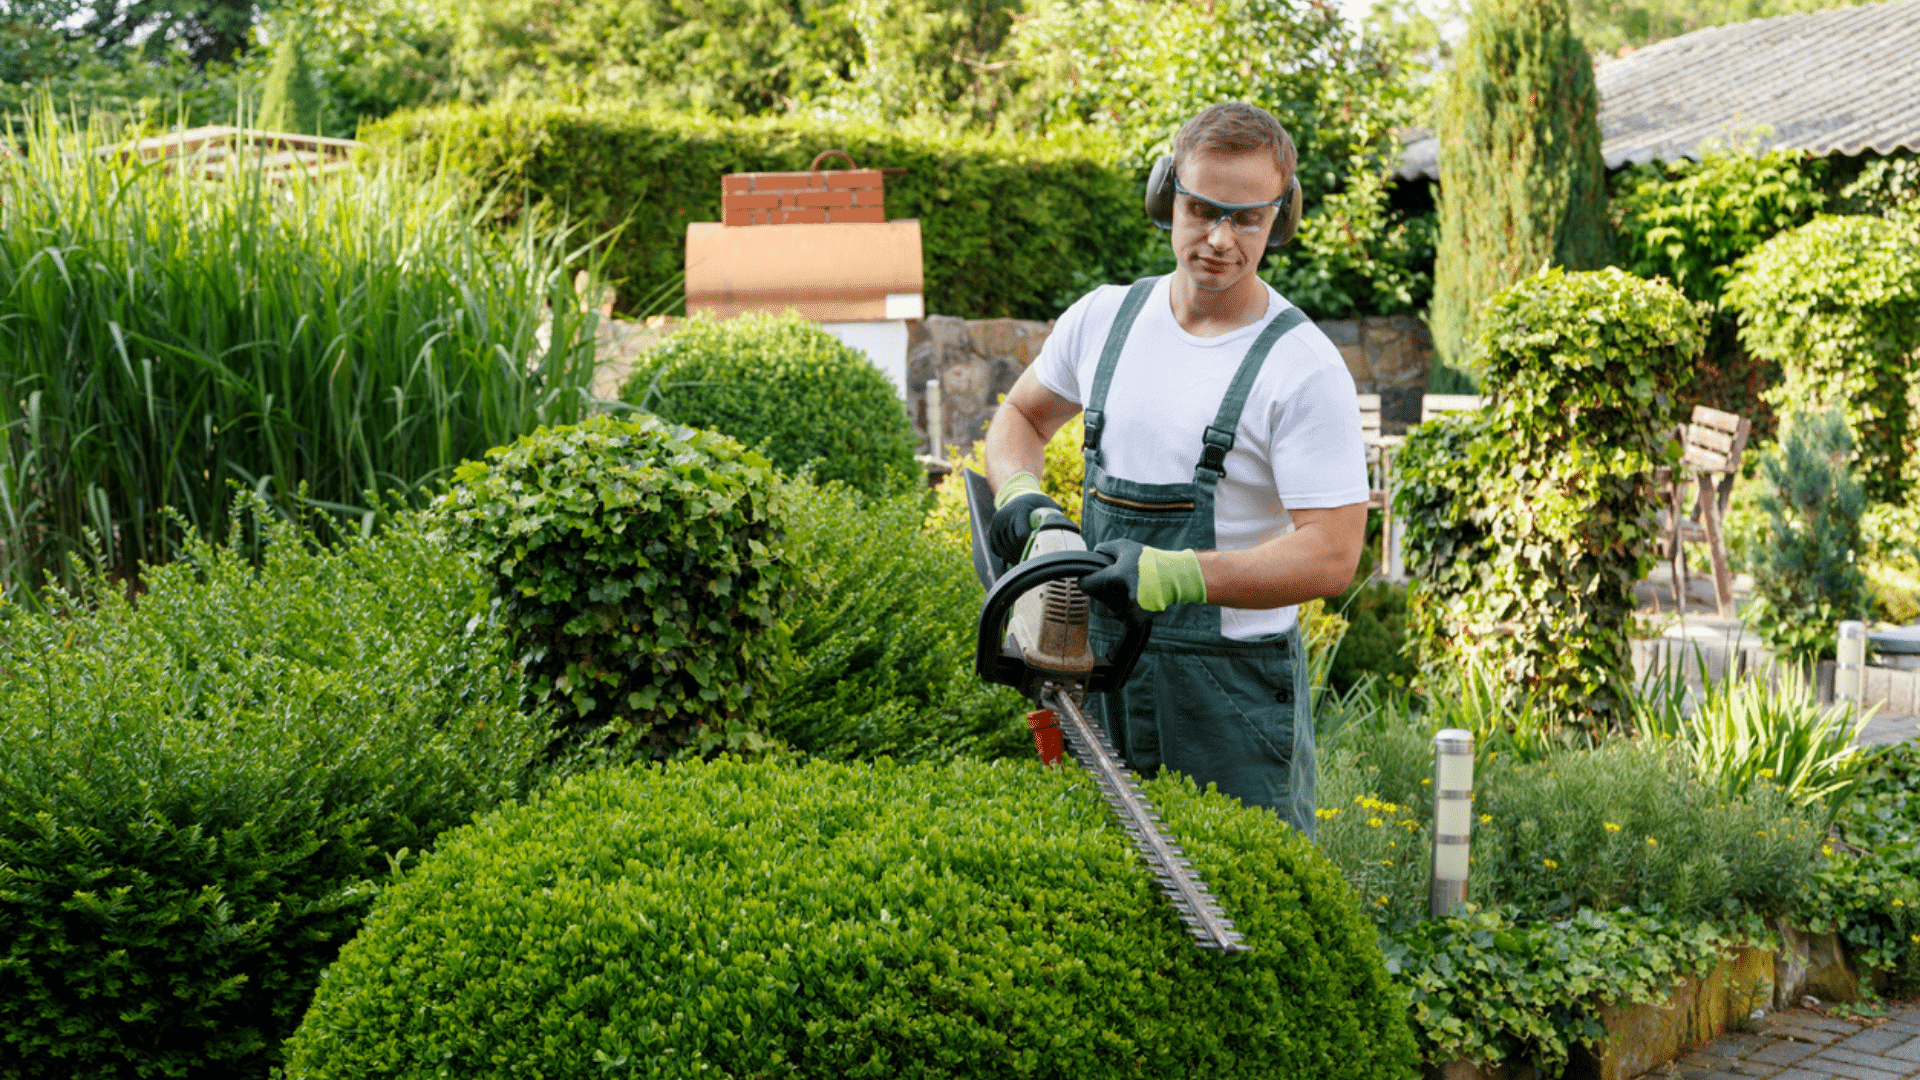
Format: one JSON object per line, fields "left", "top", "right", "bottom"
{"left": 982, "top": 102, "right": 1369, "bottom": 838}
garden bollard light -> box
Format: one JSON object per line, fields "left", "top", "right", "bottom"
{"left": 926, "top": 379, "right": 945, "bottom": 462}
{"left": 1836, "top": 620, "right": 1865, "bottom": 707}
{"left": 1430, "top": 728, "right": 1474, "bottom": 918}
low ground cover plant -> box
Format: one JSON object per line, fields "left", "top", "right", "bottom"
{"left": 431, "top": 415, "right": 796, "bottom": 762}
{"left": 1813, "top": 741, "right": 1920, "bottom": 993}
{"left": 287, "top": 756, "right": 1423, "bottom": 1079}
{"left": 623, "top": 312, "right": 922, "bottom": 498}
{"left": 775, "top": 479, "right": 1029, "bottom": 761}
{"left": 0, "top": 506, "right": 545, "bottom": 1078}
{"left": 0, "top": 108, "right": 601, "bottom": 604}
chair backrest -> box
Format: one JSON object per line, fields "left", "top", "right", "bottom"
{"left": 1357, "top": 393, "right": 1383, "bottom": 444}
{"left": 1420, "top": 394, "right": 1483, "bottom": 423}
{"left": 1681, "top": 405, "right": 1751, "bottom": 474}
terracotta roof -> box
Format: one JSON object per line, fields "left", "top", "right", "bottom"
{"left": 1397, "top": 0, "right": 1920, "bottom": 179}
{"left": 683, "top": 221, "right": 925, "bottom": 322}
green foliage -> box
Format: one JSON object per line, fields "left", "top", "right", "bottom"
{"left": 0, "top": 505, "right": 544, "bottom": 1078}
{"left": 623, "top": 312, "right": 920, "bottom": 498}
{"left": 432, "top": 415, "right": 796, "bottom": 762}
{"left": 1725, "top": 214, "right": 1920, "bottom": 502}
{"left": 1328, "top": 578, "right": 1416, "bottom": 694}
{"left": 1677, "top": 666, "right": 1870, "bottom": 808}
{"left": 1397, "top": 268, "right": 1705, "bottom": 730}
{"left": 1430, "top": 0, "right": 1612, "bottom": 377}
{"left": 0, "top": 108, "right": 600, "bottom": 604}
{"left": 258, "top": 22, "right": 326, "bottom": 132}
{"left": 1814, "top": 741, "right": 1920, "bottom": 992}
{"left": 1385, "top": 907, "right": 1743, "bottom": 1073}
{"left": 773, "top": 479, "right": 1029, "bottom": 762}
{"left": 287, "top": 756, "right": 1422, "bottom": 1078}
{"left": 1262, "top": 165, "right": 1438, "bottom": 320}
{"left": 1611, "top": 143, "right": 1828, "bottom": 307}
{"left": 1838, "top": 155, "right": 1920, "bottom": 218}
{"left": 362, "top": 102, "right": 1154, "bottom": 321}
{"left": 1741, "top": 410, "right": 1872, "bottom": 661}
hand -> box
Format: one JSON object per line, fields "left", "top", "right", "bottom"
{"left": 1078, "top": 540, "right": 1207, "bottom": 624}
{"left": 989, "top": 472, "right": 1076, "bottom": 564}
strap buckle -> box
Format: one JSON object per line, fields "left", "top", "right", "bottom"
{"left": 1084, "top": 409, "right": 1105, "bottom": 452}
{"left": 1198, "top": 425, "right": 1235, "bottom": 474}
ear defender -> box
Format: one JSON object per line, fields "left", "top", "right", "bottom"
{"left": 1144, "top": 153, "right": 1303, "bottom": 251}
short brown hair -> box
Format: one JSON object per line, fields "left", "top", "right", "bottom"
{"left": 1172, "top": 103, "right": 1298, "bottom": 185}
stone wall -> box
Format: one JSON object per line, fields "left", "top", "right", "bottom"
{"left": 907, "top": 313, "right": 1436, "bottom": 452}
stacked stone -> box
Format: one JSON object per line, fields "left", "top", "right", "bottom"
{"left": 721, "top": 170, "right": 885, "bottom": 226}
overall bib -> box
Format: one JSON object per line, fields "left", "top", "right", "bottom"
{"left": 1081, "top": 277, "right": 1317, "bottom": 838}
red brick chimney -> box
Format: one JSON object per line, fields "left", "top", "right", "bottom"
{"left": 721, "top": 150, "right": 886, "bottom": 226}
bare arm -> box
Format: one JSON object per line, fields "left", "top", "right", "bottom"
{"left": 982, "top": 367, "right": 1082, "bottom": 491}
{"left": 1196, "top": 503, "right": 1368, "bottom": 609}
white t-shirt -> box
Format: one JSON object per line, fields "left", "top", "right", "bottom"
{"left": 1033, "top": 276, "right": 1369, "bottom": 639}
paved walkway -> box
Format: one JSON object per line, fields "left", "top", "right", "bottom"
{"left": 1639, "top": 1005, "right": 1920, "bottom": 1080}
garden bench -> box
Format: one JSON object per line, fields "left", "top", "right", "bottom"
{"left": 1419, "top": 393, "right": 1483, "bottom": 423}
{"left": 1655, "top": 405, "right": 1752, "bottom": 618}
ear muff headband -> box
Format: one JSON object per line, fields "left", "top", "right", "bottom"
{"left": 1145, "top": 153, "right": 1302, "bottom": 251}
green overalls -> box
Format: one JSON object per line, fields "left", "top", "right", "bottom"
{"left": 1081, "top": 277, "right": 1317, "bottom": 839}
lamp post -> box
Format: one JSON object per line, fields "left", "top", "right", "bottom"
{"left": 1430, "top": 728, "right": 1474, "bottom": 918}
{"left": 926, "top": 378, "right": 945, "bottom": 462}
{"left": 1836, "top": 620, "right": 1865, "bottom": 708}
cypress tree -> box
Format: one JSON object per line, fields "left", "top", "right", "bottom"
{"left": 1430, "top": 0, "right": 1611, "bottom": 384}
{"left": 258, "top": 26, "right": 326, "bottom": 134}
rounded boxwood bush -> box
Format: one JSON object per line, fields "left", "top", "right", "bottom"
{"left": 432, "top": 414, "right": 797, "bottom": 761}
{"left": 622, "top": 311, "right": 921, "bottom": 497}
{"left": 287, "top": 758, "right": 1420, "bottom": 1079}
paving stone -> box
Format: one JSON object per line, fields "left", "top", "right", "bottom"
{"left": 1752, "top": 1041, "right": 1825, "bottom": 1065}
{"left": 1840, "top": 1030, "right": 1914, "bottom": 1054}
{"left": 1766, "top": 1027, "right": 1844, "bottom": 1047}
{"left": 1888, "top": 1038, "right": 1920, "bottom": 1063}
{"left": 1772, "top": 1070, "right": 1837, "bottom": 1080}
{"left": 1725, "top": 1061, "right": 1786, "bottom": 1077}
{"left": 1680, "top": 1069, "right": 1764, "bottom": 1080}
{"left": 1798, "top": 1017, "right": 1872, "bottom": 1035}
{"left": 1894, "top": 1009, "right": 1920, "bottom": 1027}
{"left": 1886, "top": 1023, "right": 1920, "bottom": 1037}
{"left": 1803, "top": 1051, "right": 1909, "bottom": 1080}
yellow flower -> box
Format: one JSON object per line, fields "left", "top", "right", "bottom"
{"left": 1480, "top": 814, "right": 1493, "bottom": 824}
{"left": 1757, "top": 831, "right": 1770, "bottom": 838}
{"left": 1375, "top": 896, "right": 1389, "bottom": 907}
{"left": 1543, "top": 858, "right": 1559, "bottom": 869}
{"left": 1421, "top": 778, "right": 1432, "bottom": 786}
{"left": 1603, "top": 822, "right": 1622, "bottom": 833}
{"left": 1896, "top": 900, "right": 1907, "bottom": 908}
{"left": 1911, "top": 934, "right": 1920, "bottom": 944}
{"left": 1316, "top": 807, "right": 1341, "bottom": 820}
{"left": 1367, "top": 817, "right": 1385, "bottom": 828}
{"left": 1822, "top": 845, "right": 1835, "bottom": 857}
{"left": 1646, "top": 837, "right": 1658, "bottom": 846}
{"left": 1758, "top": 768, "right": 1774, "bottom": 779}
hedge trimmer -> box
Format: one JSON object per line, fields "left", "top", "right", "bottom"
{"left": 963, "top": 470, "right": 1247, "bottom": 954}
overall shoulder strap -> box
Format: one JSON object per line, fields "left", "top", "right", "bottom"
{"left": 1083, "top": 277, "right": 1159, "bottom": 455}
{"left": 1196, "top": 305, "right": 1309, "bottom": 479}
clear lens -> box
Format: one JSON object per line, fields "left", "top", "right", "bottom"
{"left": 1180, "top": 195, "right": 1271, "bottom": 235}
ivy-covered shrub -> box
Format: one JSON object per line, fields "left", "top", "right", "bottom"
{"left": 624, "top": 312, "right": 921, "bottom": 498}
{"left": 1741, "top": 409, "right": 1872, "bottom": 662}
{"left": 774, "top": 479, "right": 1028, "bottom": 761}
{"left": 0, "top": 508, "right": 543, "bottom": 1078}
{"left": 361, "top": 103, "right": 1155, "bottom": 321}
{"left": 287, "top": 757, "right": 1423, "bottom": 1078}
{"left": 431, "top": 415, "right": 797, "bottom": 761}
{"left": 1396, "top": 267, "right": 1705, "bottom": 729}
{"left": 1814, "top": 741, "right": 1920, "bottom": 994}
{"left": 1724, "top": 213, "right": 1920, "bottom": 503}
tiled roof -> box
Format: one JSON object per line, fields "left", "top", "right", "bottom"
{"left": 1396, "top": 0, "right": 1920, "bottom": 180}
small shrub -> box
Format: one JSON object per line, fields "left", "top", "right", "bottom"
{"left": 1742, "top": 409, "right": 1872, "bottom": 662}
{"left": 287, "top": 757, "right": 1423, "bottom": 1079}
{"left": 1862, "top": 501, "right": 1920, "bottom": 623}
{"left": 0, "top": 507, "right": 543, "bottom": 1078}
{"left": 1397, "top": 267, "right": 1706, "bottom": 730}
{"left": 1725, "top": 213, "right": 1920, "bottom": 503}
{"left": 431, "top": 415, "right": 797, "bottom": 761}
{"left": 1813, "top": 741, "right": 1920, "bottom": 993}
{"left": 774, "top": 479, "right": 1028, "bottom": 761}
{"left": 1328, "top": 578, "right": 1415, "bottom": 694}
{"left": 623, "top": 312, "right": 921, "bottom": 498}
{"left": 927, "top": 413, "right": 1085, "bottom": 547}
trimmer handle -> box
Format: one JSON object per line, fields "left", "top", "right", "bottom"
{"left": 974, "top": 550, "right": 1153, "bottom": 704}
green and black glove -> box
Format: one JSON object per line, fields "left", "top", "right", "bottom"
{"left": 989, "top": 471, "right": 1078, "bottom": 564}
{"left": 1078, "top": 539, "right": 1207, "bottom": 625}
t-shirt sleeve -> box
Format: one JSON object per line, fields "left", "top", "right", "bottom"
{"left": 1270, "top": 360, "right": 1371, "bottom": 510}
{"left": 1032, "top": 288, "right": 1100, "bottom": 405}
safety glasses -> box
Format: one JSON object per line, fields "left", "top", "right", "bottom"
{"left": 1173, "top": 177, "right": 1286, "bottom": 235}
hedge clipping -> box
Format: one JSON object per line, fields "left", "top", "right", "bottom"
{"left": 624, "top": 311, "right": 922, "bottom": 498}
{"left": 287, "top": 757, "right": 1421, "bottom": 1079}
{"left": 432, "top": 415, "right": 797, "bottom": 761}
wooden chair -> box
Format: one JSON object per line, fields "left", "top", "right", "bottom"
{"left": 1657, "top": 406, "right": 1752, "bottom": 618}
{"left": 1358, "top": 393, "right": 1406, "bottom": 576}
{"left": 1421, "top": 394, "right": 1484, "bottom": 423}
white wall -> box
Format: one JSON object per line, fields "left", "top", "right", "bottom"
{"left": 821, "top": 319, "right": 911, "bottom": 399}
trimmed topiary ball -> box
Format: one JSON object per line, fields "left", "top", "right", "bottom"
{"left": 287, "top": 757, "right": 1419, "bottom": 1079}
{"left": 622, "top": 311, "right": 921, "bottom": 498}
{"left": 431, "top": 414, "right": 797, "bottom": 761}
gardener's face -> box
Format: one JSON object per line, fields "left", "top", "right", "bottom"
{"left": 1171, "top": 150, "right": 1287, "bottom": 293}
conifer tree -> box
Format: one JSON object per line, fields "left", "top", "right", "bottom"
{"left": 1430, "top": 0, "right": 1611, "bottom": 384}
{"left": 258, "top": 25, "right": 326, "bottom": 134}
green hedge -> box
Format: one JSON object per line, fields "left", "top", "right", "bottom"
{"left": 431, "top": 415, "right": 797, "bottom": 762}
{"left": 1725, "top": 213, "right": 1920, "bottom": 503}
{"left": 625, "top": 312, "right": 921, "bottom": 497}
{"left": 0, "top": 507, "right": 544, "bottom": 1078}
{"left": 1396, "top": 267, "right": 1705, "bottom": 730}
{"left": 287, "top": 756, "right": 1422, "bottom": 1078}
{"left": 361, "top": 102, "right": 1156, "bottom": 320}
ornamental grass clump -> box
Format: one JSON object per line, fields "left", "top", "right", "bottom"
{"left": 0, "top": 505, "right": 545, "bottom": 1078}
{"left": 0, "top": 105, "right": 601, "bottom": 604}
{"left": 432, "top": 415, "right": 797, "bottom": 762}
{"left": 286, "top": 757, "right": 1422, "bottom": 1079}
{"left": 622, "top": 311, "right": 922, "bottom": 497}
